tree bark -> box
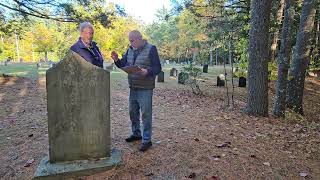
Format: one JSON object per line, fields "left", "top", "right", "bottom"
{"left": 273, "top": 0, "right": 295, "bottom": 117}
{"left": 228, "top": 40, "right": 232, "bottom": 65}
{"left": 15, "top": 31, "right": 20, "bottom": 62}
{"left": 210, "top": 48, "right": 213, "bottom": 65}
{"left": 246, "top": 0, "right": 272, "bottom": 116}
{"left": 270, "top": 0, "right": 286, "bottom": 62}
{"left": 286, "top": 0, "right": 316, "bottom": 115}
{"left": 313, "top": 9, "right": 320, "bottom": 66}
{"left": 45, "top": 51, "right": 48, "bottom": 62}
{"left": 215, "top": 49, "right": 218, "bottom": 65}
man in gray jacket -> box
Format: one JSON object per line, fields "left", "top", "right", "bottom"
{"left": 111, "top": 30, "right": 162, "bottom": 152}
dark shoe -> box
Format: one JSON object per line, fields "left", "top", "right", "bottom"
{"left": 139, "top": 142, "right": 152, "bottom": 152}
{"left": 125, "top": 135, "right": 142, "bottom": 142}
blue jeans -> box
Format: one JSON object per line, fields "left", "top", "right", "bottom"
{"left": 129, "top": 89, "right": 153, "bottom": 143}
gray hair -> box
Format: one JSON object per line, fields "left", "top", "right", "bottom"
{"left": 129, "top": 30, "right": 143, "bottom": 40}
{"left": 79, "top": 22, "right": 93, "bottom": 32}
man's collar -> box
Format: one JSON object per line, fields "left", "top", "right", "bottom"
{"left": 130, "top": 40, "right": 147, "bottom": 50}
{"left": 78, "top": 37, "right": 96, "bottom": 49}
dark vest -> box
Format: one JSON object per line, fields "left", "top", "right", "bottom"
{"left": 127, "top": 42, "right": 155, "bottom": 89}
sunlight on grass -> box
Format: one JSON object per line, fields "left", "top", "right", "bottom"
{"left": 0, "top": 63, "right": 235, "bottom": 82}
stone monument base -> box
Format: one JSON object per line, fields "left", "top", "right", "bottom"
{"left": 34, "top": 149, "right": 122, "bottom": 180}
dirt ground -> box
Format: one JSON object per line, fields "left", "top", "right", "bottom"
{"left": 0, "top": 73, "right": 319, "bottom": 180}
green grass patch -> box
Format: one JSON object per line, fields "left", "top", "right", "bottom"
{"left": 0, "top": 63, "right": 46, "bottom": 79}
{"left": 0, "top": 63, "right": 234, "bottom": 82}
{"left": 0, "top": 63, "right": 128, "bottom": 79}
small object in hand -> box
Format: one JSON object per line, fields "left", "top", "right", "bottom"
{"left": 121, "top": 66, "right": 143, "bottom": 74}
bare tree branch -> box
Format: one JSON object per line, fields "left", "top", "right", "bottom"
{"left": 0, "top": 2, "right": 74, "bottom": 22}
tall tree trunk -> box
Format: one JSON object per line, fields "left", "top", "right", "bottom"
{"left": 286, "top": 0, "right": 316, "bottom": 115}
{"left": 246, "top": 0, "right": 272, "bottom": 116}
{"left": 215, "top": 49, "right": 218, "bottom": 65}
{"left": 15, "top": 30, "right": 20, "bottom": 62}
{"left": 309, "top": 8, "right": 319, "bottom": 67}
{"left": 229, "top": 36, "right": 235, "bottom": 107}
{"left": 223, "top": 43, "right": 230, "bottom": 106}
{"left": 45, "top": 51, "right": 48, "bottom": 62}
{"left": 270, "top": 0, "right": 286, "bottom": 62}
{"left": 314, "top": 9, "right": 320, "bottom": 66}
{"left": 210, "top": 48, "right": 213, "bottom": 65}
{"left": 273, "top": 0, "right": 295, "bottom": 117}
{"left": 228, "top": 40, "right": 232, "bottom": 65}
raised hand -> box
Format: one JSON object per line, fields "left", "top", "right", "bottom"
{"left": 111, "top": 51, "right": 119, "bottom": 61}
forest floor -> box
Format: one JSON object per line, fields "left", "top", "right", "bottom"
{"left": 0, "top": 66, "right": 319, "bottom": 180}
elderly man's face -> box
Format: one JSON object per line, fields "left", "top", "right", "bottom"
{"left": 129, "top": 34, "right": 142, "bottom": 50}
{"left": 81, "top": 27, "right": 94, "bottom": 44}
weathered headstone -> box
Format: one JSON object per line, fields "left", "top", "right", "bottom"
{"left": 170, "top": 68, "right": 178, "bottom": 77}
{"left": 238, "top": 77, "right": 246, "bottom": 87}
{"left": 203, "top": 64, "right": 208, "bottom": 73}
{"left": 178, "top": 72, "right": 189, "bottom": 84}
{"left": 34, "top": 51, "right": 121, "bottom": 179}
{"left": 217, "top": 74, "right": 225, "bottom": 86}
{"left": 157, "top": 71, "right": 164, "bottom": 82}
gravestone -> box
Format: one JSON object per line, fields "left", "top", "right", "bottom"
{"left": 157, "top": 71, "right": 164, "bottom": 82}
{"left": 217, "top": 74, "right": 225, "bottom": 86}
{"left": 203, "top": 64, "right": 208, "bottom": 73}
{"left": 178, "top": 72, "right": 189, "bottom": 84}
{"left": 36, "top": 62, "right": 41, "bottom": 69}
{"left": 238, "top": 77, "right": 246, "bottom": 87}
{"left": 170, "top": 68, "right": 178, "bottom": 77}
{"left": 49, "top": 62, "right": 55, "bottom": 69}
{"left": 34, "top": 51, "right": 121, "bottom": 179}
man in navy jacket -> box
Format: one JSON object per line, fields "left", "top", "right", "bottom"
{"left": 70, "top": 22, "right": 104, "bottom": 68}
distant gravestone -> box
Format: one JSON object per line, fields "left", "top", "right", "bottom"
{"left": 217, "top": 74, "right": 225, "bottom": 86}
{"left": 34, "top": 51, "right": 121, "bottom": 179}
{"left": 36, "top": 62, "right": 42, "bottom": 69}
{"left": 49, "top": 62, "right": 55, "bottom": 68}
{"left": 203, "top": 64, "right": 208, "bottom": 73}
{"left": 170, "top": 68, "right": 178, "bottom": 76}
{"left": 157, "top": 71, "right": 164, "bottom": 82}
{"left": 239, "top": 77, "right": 246, "bottom": 87}
{"left": 178, "top": 72, "right": 189, "bottom": 84}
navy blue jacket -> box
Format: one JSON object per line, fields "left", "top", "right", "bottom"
{"left": 115, "top": 45, "right": 162, "bottom": 77}
{"left": 70, "top": 38, "right": 104, "bottom": 68}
